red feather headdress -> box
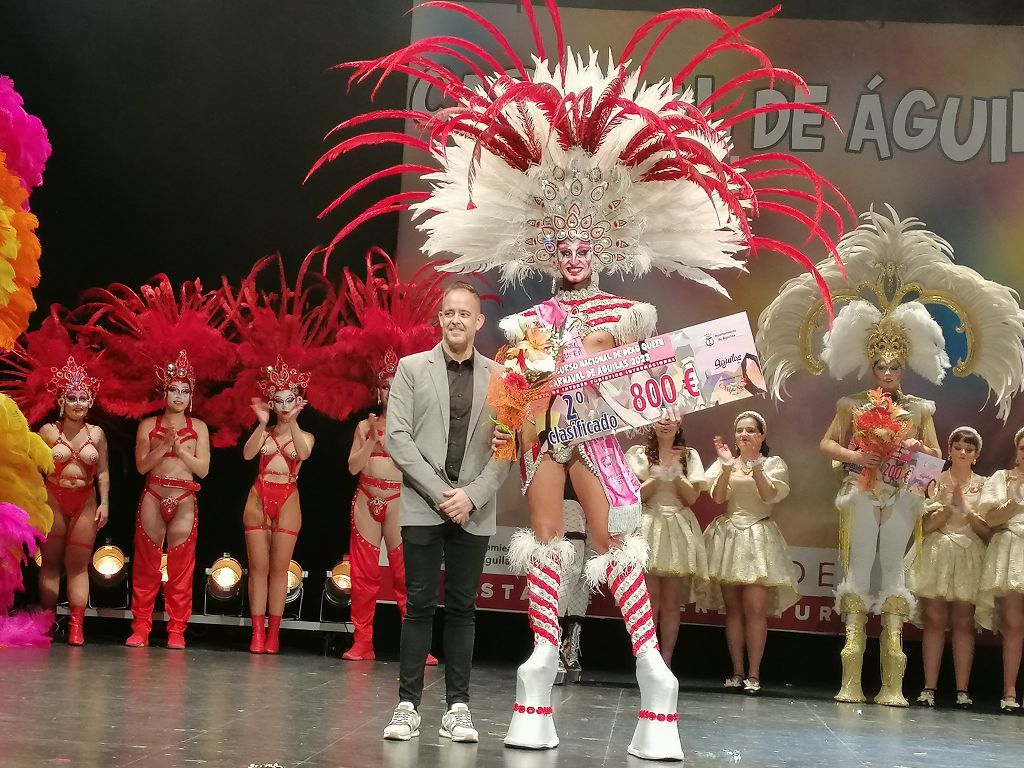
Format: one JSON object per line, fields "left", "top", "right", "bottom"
{"left": 310, "top": 2, "right": 849, "bottom": 318}
{"left": 333, "top": 248, "right": 447, "bottom": 412}
{"left": 0, "top": 309, "right": 103, "bottom": 425}
{"left": 203, "top": 253, "right": 351, "bottom": 447}
{"left": 65, "top": 275, "right": 235, "bottom": 420}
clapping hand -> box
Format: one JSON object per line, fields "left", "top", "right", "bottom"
{"left": 251, "top": 398, "right": 270, "bottom": 426}
{"left": 712, "top": 435, "right": 734, "bottom": 464}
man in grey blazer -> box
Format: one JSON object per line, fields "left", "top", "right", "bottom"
{"left": 382, "top": 281, "right": 510, "bottom": 743}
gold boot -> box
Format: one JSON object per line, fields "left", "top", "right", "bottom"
{"left": 874, "top": 595, "right": 910, "bottom": 707}
{"left": 835, "top": 594, "right": 867, "bottom": 703}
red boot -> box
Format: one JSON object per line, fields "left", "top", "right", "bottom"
{"left": 265, "top": 615, "right": 282, "bottom": 654}
{"left": 126, "top": 505, "right": 162, "bottom": 647}
{"left": 250, "top": 614, "right": 266, "bottom": 654}
{"left": 343, "top": 527, "right": 381, "bottom": 661}
{"left": 67, "top": 604, "right": 86, "bottom": 646}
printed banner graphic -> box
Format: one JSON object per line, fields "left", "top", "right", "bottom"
{"left": 539, "top": 313, "right": 762, "bottom": 450}
{"left": 843, "top": 447, "right": 946, "bottom": 496}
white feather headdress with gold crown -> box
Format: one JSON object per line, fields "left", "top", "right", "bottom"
{"left": 755, "top": 205, "right": 1024, "bottom": 421}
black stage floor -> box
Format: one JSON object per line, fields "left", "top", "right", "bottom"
{"left": 2, "top": 637, "right": 1022, "bottom": 768}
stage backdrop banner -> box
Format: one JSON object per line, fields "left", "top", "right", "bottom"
{"left": 383, "top": 3, "right": 1024, "bottom": 634}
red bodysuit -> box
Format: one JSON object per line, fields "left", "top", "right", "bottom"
{"left": 46, "top": 424, "right": 99, "bottom": 518}
{"left": 355, "top": 430, "right": 401, "bottom": 523}
{"left": 246, "top": 432, "right": 301, "bottom": 537}
{"left": 143, "top": 416, "right": 201, "bottom": 523}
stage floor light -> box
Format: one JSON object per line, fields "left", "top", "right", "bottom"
{"left": 160, "top": 554, "right": 169, "bottom": 583}
{"left": 89, "top": 544, "right": 128, "bottom": 587}
{"left": 206, "top": 555, "right": 243, "bottom": 601}
{"left": 285, "top": 560, "right": 305, "bottom": 604}
{"left": 323, "top": 560, "right": 352, "bottom": 607}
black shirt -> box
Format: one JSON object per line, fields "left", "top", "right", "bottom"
{"left": 443, "top": 348, "right": 474, "bottom": 483}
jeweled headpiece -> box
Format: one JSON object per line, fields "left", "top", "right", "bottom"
{"left": 865, "top": 317, "right": 912, "bottom": 364}
{"left": 159, "top": 349, "right": 195, "bottom": 390}
{"left": 376, "top": 348, "right": 399, "bottom": 388}
{"left": 47, "top": 356, "right": 99, "bottom": 402}
{"left": 258, "top": 355, "right": 311, "bottom": 398}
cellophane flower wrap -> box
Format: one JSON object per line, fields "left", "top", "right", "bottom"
{"left": 488, "top": 318, "right": 563, "bottom": 461}
{"left": 850, "top": 387, "right": 913, "bottom": 490}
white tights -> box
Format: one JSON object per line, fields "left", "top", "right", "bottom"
{"left": 839, "top": 489, "right": 923, "bottom": 611}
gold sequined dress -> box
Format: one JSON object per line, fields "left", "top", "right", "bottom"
{"left": 626, "top": 445, "right": 708, "bottom": 604}
{"left": 904, "top": 470, "right": 987, "bottom": 623}
{"left": 976, "top": 469, "right": 1024, "bottom": 632}
{"left": 702, "top": 456, "right": 799, "bottom": 616}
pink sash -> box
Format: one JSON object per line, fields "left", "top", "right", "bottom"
{"left": 521, "top": 298, "right": 642, "bottom": 534}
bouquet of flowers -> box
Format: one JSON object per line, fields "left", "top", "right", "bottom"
{"left": 849, "top": 387, "right": 913, "bottom": 490}
{"left": 488, "top": 318, "right": 562, "bottom": 461}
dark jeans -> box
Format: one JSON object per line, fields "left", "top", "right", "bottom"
{"left": 398, "top": 521, "right": 489, "bottom": 709}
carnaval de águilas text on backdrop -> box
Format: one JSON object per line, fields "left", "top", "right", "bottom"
{"left": 390, "top": 4, "right": 1024, "bottom": 634}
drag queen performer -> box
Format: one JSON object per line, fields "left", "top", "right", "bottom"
{"left": 313, "top": 3, "right": 847, "bottom": 758}
{"left": 126, "top": 351, "right": 210, "bottom": 649}
{"left": 704, "top": 411, "right": 796, "bottom": 694}
{"left": 242, "top": 358, "right": 313, "bottom": 654}
{"left": 975, "top": 429, "right": 1024, "bottom": 713}
{"left": 906, "top": 427, "right": 989, "bottom": 708}
{"left": 335, "top": 252, "right": 447, "bottom": 664}
{"left": 757, "top": 206, "right": 1024, "bottom": 707}
{"left": 626, "top": 410, "right": 708, "bottom": 667}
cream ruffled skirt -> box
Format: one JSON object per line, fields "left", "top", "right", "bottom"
{"left": 904, "top": 531, "right": 985, "bottom": 626}
{"left": 641, "top": 505, "right": 708, "bottom": 604}
{"left": 702, "top": 516, "right": 799, "bottom": 616}
{"left": 976, "top": 529, "right": 1024, "bottom": 632}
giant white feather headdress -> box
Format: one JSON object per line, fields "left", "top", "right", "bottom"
{"left": 311, "top": 3, "right": 848, "bottom": 311}
{"left": 756, "top": 205, "right": 1024, "bottom": 420}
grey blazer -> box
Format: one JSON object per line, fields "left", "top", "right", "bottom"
{"left": 386, "top": 343, "right": 510, "bottom": 536}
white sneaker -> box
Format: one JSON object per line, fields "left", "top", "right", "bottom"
{"left": 383, "top": 702, "right": 421, "bottom": 741}
{"left": 439, "top": 703, "right": 479, "bottom": 743}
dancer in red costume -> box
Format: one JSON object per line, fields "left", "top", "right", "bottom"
{"left": 313, "top": 3, "right": 847, "bottom": 759}
{"left": 126, "top": 350, "right": 210, "bottom": 649}
{"left": 32, "top": 276, "right": 235, "bottom": 647}
{"left": 38, "top": 357, "right": 109, "bottom": 646}
{"left": 205, "top": 253, "right": 387, "bottom": 651}
{"left": 335, "top": 252, "right": 448, "bottom": 664}
{"left": 2, "top": 315, "right": 109, "bottom": 645}
{"left": 242, "top": 358, "right": 314, "bottom": 654}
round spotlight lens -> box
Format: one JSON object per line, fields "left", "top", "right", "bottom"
{"left": 92, "top": 545, "right": 126, "bottom": 576}
{"left": 89, "top": 544, "right": 128, "bottom": 586}
{"left": 206, "top": 556, "right": 243, "bottom": 600}
{"left": 324, "top": 560, "right": 352, "bottom": 607}
{"left": 285, "top": 560, "right": 304, "bottom": 603}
